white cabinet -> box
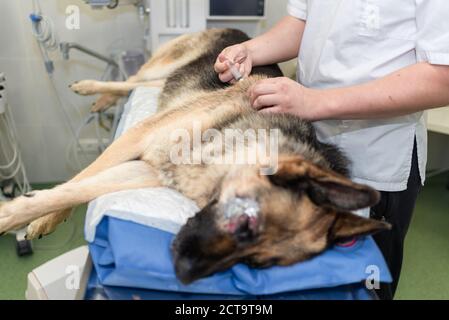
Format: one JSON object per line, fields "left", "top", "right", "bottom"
{"left": 427, "top": 107, "right": 449, "bottom": 135}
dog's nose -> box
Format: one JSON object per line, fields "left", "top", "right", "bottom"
{"left": 174, "top": 256, "right": 195, "bottom": 284}
{"left": 224, "top": 214, "right": 259, "bottom": 242}
{"left": 221, "top": 197, "right": 260, "bottom": 241}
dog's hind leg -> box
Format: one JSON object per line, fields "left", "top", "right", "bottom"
{"left": 77, "top": 75, "right": 163, "bottom": 112}
{"left": 71, "top": 31, "right": 210, "bottom": 111}
{"left": 71, "top": 76, "right": 165, "bottom": 113}
{"left": 70, "top": 79, "right": 165, "bottom": 97}
{"left": 91, "top": 93, "right": 122, "bottom": 113}
{"left": 0, "top": 161, "right": 160, "bottom": 236}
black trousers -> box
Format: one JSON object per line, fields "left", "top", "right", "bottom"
{"left": 370, "top": 140, "right": 422, "bottom": 300}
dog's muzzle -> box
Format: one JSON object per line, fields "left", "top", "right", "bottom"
{"left": 222, "top": 197, "right": 260, "bottom": 238}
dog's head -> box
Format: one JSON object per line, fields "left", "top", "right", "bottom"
{"left": 172, "top": 156, "right": 390, "bottom": 284}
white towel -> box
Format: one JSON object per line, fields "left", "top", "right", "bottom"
{"left": 85, "top": 87, "right": 199, "bottom": 242}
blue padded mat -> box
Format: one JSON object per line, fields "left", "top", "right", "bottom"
{"left": 87, "top": 216, "right": 391, "bottom": 298}
{"left": 85, "top": 267, "right": 376, "bottom": 300}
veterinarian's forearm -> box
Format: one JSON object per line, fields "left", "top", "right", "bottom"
{"left": 309, "top": 63, "right": 449, "bottom": 120}
{"left": 245, "top": 16, "right": 305, "bottom": 66}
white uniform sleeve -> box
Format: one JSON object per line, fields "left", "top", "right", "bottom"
{"left": 415, "top": 0, "right": 449, "bottom": 65}
{"left": 287, "top": 0, "right": 307, "bottom": 21}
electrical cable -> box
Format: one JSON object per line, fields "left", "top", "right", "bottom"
{"left": 1, "top": 0, "right": 140, "bottom": 250}
{"left": 49, "top": 74, "right": 91, "bottom": 167}
{"left": 31, "top": 0, "right": 58, "bottom": 51}
{"left": 29, "top": 0, "right": 141, "bottom": 172}
{"left": 0, "top": 119, "right": 19, "bottom": 171}
{"left": 64, "top": 64, "right": 114, "bottom": 171}
{"left": 30, "top": 14, "right": 59, "bottom": 51}
{"left": 0, "top": 100, "right": 31, "bottom": 194}
{"left": 30, "top": 0, "right": 102, "bottom": 173}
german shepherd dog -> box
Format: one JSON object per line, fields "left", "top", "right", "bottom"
{"left": 0, "top": 29, "right": 390, "bottom": 284}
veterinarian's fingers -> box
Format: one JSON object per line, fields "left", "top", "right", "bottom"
{"left": 217, "top": 52, "right": 236, "bottom": 68}
{"left": 231, "top": 62, "right": 243, "bottom": 80}
{"left": 248, "top": 79, "right": 280, "bottom": 98}
{"left": 214, "top": 57, "right": 229, "bottom": 73}
{"left": 234, "top": 53, "right": 247, "bottom": 64}
{"left": 252, "top": 94, "right": 282, "bottom": 110}
{"left": 248, "top": 84, "right": 278, "bottom": 106}
{"left": 259, "top": 105, "right": 283, "bottom": 114}
{"left": 250, "top": 83, "right": 278, "bottom": 96}
{"left": 239, "top": 64, "right": 245, "bottom": 77}
{"left": 219, "top": 69, "right": 236, "bottom": 83}
{"left": 223, "top": 61, "right": 243, "bottom": 83}
{"left": 220, "top": 47, "right": 246, "bottom": 64}
{"left": 218, "top": 52, "right": 229, "bottom": 63}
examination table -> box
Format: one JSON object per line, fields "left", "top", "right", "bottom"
{"left": 26, "top": 87, "right": 391, "bottom": 300}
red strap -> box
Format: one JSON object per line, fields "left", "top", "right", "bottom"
{"left": 336, "top": 238, "right": 357, "bottom": 247}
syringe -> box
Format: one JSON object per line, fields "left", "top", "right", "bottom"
{"left": 227, "top": 60, "right": 244, "bottom": 82}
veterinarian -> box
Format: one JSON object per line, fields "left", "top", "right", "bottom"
{"left": 214, "top": 0, "right": 449, "bottom": 300}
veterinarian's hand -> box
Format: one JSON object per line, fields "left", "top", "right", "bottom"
{"left": 248, "top": 77, "right": 319, "bottom": 120}
{"left": 214, "top": 44, "right": 252, "bottom": 83}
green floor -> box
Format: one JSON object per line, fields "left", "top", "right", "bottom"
{"left": 0, "top": 176, "right": 448, "bottom": 300}
{"left": 395, "top": 173, "right": 449, "bottom": 300}
{"left": 0, "top": 184, "right": 87, "bottom": 300}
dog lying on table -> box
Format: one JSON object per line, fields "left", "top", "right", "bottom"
{"left": 0, "top": 29, "right": 389, "bottom": 284}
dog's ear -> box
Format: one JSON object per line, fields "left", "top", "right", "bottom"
{"left": 269, "top": 156, "right": 380, "bottom": 211}
{"left": 330, "top": 211, "right": 391, "bottom": 242}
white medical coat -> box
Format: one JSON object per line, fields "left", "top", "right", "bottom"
{"left": 287, "top": 0, "right": 449, "bottom": 192}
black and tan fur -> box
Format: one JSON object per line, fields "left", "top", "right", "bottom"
{"left": 0, "top": 29, "right": 390, "bottom": 284}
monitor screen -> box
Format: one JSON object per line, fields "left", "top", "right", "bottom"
{"left": 209, "top": 0, "right": 265, "bottom": 17}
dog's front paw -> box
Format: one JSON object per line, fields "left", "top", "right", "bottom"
{"left": 26, "top": 210, "right": 71, "bottom": 239}
{"left": 69, "top": 80, "right": 100, "bottom": 96}
{"left": 91, "top": 93, "right": 120, "bottom": 112}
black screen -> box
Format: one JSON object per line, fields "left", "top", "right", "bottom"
{"left": 210, "top": 0, "right": 265, "bottom": 16}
